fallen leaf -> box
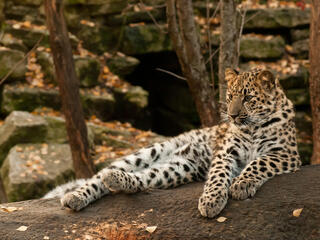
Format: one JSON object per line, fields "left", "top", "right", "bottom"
{"left": 146, "top": 226, "right": 157, "bottom": 233}
{"left": 43, "top": 236, "right": 50, "bottom": 240}
{"left": 293, "top": 208, "right": 303, "bottom": 217}
{"left": 1, "top": 206, "right": 18, "bottom": 213}
{"left": 217, "top": 216, "right": 227, "bottom": 223}
{"left": 16, "top": 226, "right": 28, "bottom": 231}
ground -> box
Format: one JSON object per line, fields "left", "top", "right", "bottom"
{"left": 0, "top": 165, "right": 319, "bottom": 240}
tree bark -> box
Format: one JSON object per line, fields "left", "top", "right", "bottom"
{"left": 166, "top": 0, "right": 220, "bottom": 127}
{"left": 218, "top": 0, "right": 239, "bottom": 107}
{"left": 309, "top": 1, "right": 320, "bottom": 165}
{"left": 0, "top": 166, "right": 319, "bottom": 239}
{"left": 44, "top": 0, "right": 95, "bottom": 178}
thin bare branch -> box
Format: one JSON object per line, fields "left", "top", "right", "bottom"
{"left": 139, "top": 0, "right": 167, "bottom": 33}
{"left": 206, "top": 0, "right": 216, "bottom": 89}
{"left": 0, "top": 36, "right": 43, "bottom": 86}
{"left": 155, "top": 67, "right": 186, "bottom": 80}
{"left": 205, "top": 47, "right": 219, "bottom": 64}
{"left": 235, "top": 7, "right": 247, "bottom": 68}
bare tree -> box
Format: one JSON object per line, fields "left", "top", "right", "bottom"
{"left": 218, "top": 0, "right": 239, "bottom": 106}
{"left": 309, "top": 0, "right": 320, "bottom": 164}
{"left": 166, "top": 0, "right": 220, "bottom": 127}
{"left": 44, "top": 0, "right": 95, "bottom": 178}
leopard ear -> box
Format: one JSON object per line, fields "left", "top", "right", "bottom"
{"left": 257, "top": 70, "right": 275, "bottom": 92}
{"left": 225, "top": 68, "right": 238, "bottom": 87}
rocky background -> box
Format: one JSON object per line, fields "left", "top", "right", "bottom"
{"left": 0, "top": 0, "right": 313, "bottom": 202}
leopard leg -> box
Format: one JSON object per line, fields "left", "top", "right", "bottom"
{"left": 198, "top": 155, "right": 237, "bottom": 218}
{"left": 229, "top": 153, "right": 301, "bottom": 200}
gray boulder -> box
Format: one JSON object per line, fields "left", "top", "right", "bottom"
{"left": 0, "top": 144, "right": 74, "bottom": 201}
{"left": 240, "top": 35, "right": 285, "bottom": 59}
{"left": 291, "top": 28, "right": 310, "bottom": 42}
{"left": 245, "top": 8, "right": 310, "bottom": 29}
{"left": 292, "top": 39, "right": 309, "bottom": 59}
{"left": 0, "top": 49, "right": 27, "bottom": 81}
{"left": 104, "top": 52, "right": 140, "bottom": 77}
{"left": 0, "top": 111, "right": 48, "bottom": 166}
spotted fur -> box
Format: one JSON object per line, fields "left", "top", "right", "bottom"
{"left": 44, "top": 68, "right": 301, "bottom": 218}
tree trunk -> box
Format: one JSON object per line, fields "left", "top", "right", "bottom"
{"left": 1, "top": 166, "right": 319, "bottom": 239}
{"left": 218, "top": 0, "right": 238, "bottom": 107}
{"left": 309, "top": 1, "right": 320, "bottom": 165}
{"left": 44, "top": 0, "right": 95, "bottom": 178}
{"left": 166, "top": 0, "right": 220, "bottom": 127}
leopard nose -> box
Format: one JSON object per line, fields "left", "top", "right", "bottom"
{"left": 230, "top": 113, "right": 239, "bottom": 119}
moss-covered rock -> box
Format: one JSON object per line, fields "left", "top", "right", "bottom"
{"left": 0, "top": 144, "right": 74, "bottom": 201}
{"left": 0, "top": 111, "right": 48, "bottom": 166}
{"left": 80, "top": 88, "right": 116, "bottom": 121}
{"left": 43, "top": 116, "right": 68, "bottom": 144}
{"left": 0, "top": 33, "right": 28, "bottom": 52}
{"left": 240, "top": 35, "right": 285, "bottom": 59}
{"left": 4, "top": 4, "right": 42, "bottom": 24}
{"left": 36, "top": 51, "right": 55, "bottom": 82}
{"left": 0, "top": 49, "right": 27, "bottom": 81}
{"left": 121, "top": 24, "right": 172, "bottom": 55}
{"left": 1, "top": 84, "right": 61, "bottom": 114}
{"left": 279, "top": 66, "right": 309, "bottom": 89}
{"left": 244, "top": 8, "right": 310, "bottom": 29}
{"left": 105, "top": 52, "right": 140, "bottom": 77}
{"left": 0, "top": 0, "right": 5, "bottom": 22}
{"left": 291, "top": 28, "right": 310, "bottom": 42}
{"left": 113, "top": 86, "right": 148, "bottom": 119}
{"left": 74, "top": 56, "right": 100, "bottom": 87}
{"left": 105, "top": 7, "right": 166, "bottom": 26}
{"left": 292, "top": 39, "right": 309, "bottom": 59}
{"left": 286, "top": 88, "right": 309, "bottom": 106}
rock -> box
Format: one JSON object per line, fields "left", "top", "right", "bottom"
{"left": 36, "top": 51, "right": 55, "bottom": 82}
{"left": 279, "top": 66, "right": 309, "bottom": 89}
{"left": 113, "top": 86, "right": 148, "bottom": 120}
{"left": 240, "top": 35, "right": 285, "bottom": 59}
{"left": 8, "top": 0, "right": 43, "bottom": 6}
{"left": 291, "top": 28, "right": 310, "bottom": 42}
{"left": 5, "top": 24, "right": 79, "bottom": 49}
{"left": 2, "top": 165, "right": 319, "bottom": 239}
{"left": 0, "top": 111, "right": 48, "bottom": 166}
{"left": 104, "top": 52, "right": 140, "bottom": 77}
{"left": 292, "top": 39, "right": 309, "bottom": 59}
{"left": 0, "top": 0, "right": 5, "bottom": 22}
{"left": 4, "top": 3, "right": 42, "bottom": 24}
{"left": 285, "top": 88, "right": 309, "bottom": 106}
{"left": 74, "top": 56, "right": 100, "bottom": 87}
{"left": 1, "top": 84, "right": 61, "bottom": 114}
{"left": 37, "top": 52, "right": 100, "bottom": 87}
{"left": 120, "top": 24, "right": 172, "bottom": 55}
{"left": 0, "top": 33, "right": 28, "bottom": 52}
{"left": 80, "top": 88, "right": 116, "bottom": 121}
{"left": 0, "top": 49, "right": 27, "bottom": 81}
{"left": 244, "top": 8, "right": 310, "bottom": 29}
{"left": 43, "top": 116, "right": 68, "bottom": 144}
{"left": 0, "top": 144, "right": 74, "bottom": 202}
{"left": 105, "top": 7, "right": 166, "bottom": 26}
{"left": 2, "top": 84, "right": 119, "bottom": 120}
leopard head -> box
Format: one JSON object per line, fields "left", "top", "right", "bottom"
{"left": 225, "top": 68, "right": 279, "bottom": 126}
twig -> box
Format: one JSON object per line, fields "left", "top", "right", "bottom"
{"left": 236, "top": 7, "right": 247, "bottom": 68}
{"left": 155, "top": 68, "right": 186, "bottom": 80}
{"left": 0, "top": 36, "right": 44, "bottom": 86}
{"left": 205, "top": 47, "right": 219, "bottom": 64}
{"left": 139, "top": 0, "right": 167, "bottom": 34}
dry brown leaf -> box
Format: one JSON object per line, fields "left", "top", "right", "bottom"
{"left": 293, "top": 208, "right": 303, "bottom": 217}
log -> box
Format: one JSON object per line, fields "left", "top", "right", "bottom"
{"left": 0, "top": 165, "right": 320, "bottom": 240}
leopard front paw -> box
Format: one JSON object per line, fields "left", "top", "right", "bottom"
{"left": 61, "top": 192, "right": 88, "bottom": 211}
{"left": 198, "top": 194, "right": 228, "bottom": 218}
{"left": 103, "top": 169, "right": 127, "bottom": 192}
{"left": 229, "top": 177, "right": 259, "bottom": 200}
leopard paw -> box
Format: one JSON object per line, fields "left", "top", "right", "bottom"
{"left": 60, "top": 192, "right": 88, "bottom": 211}
{"left": 103, "top": 169, "right": 128, "bottom": 192}
{"left": 198, "top": 194, "right": 228, "bottom": 218}
{"left": 229, "top": 177, "right": 259, "bottom": 200}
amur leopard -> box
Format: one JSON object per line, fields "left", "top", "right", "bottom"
{"left": 44, "top": 68, "right": 301, "bottom": 218}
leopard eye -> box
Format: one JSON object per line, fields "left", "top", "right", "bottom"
{"left": 229, "top": 94, "right": 233, "bottom": 100}
{"left": 244, "top": 95, "right": 253, "bottom": 102}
